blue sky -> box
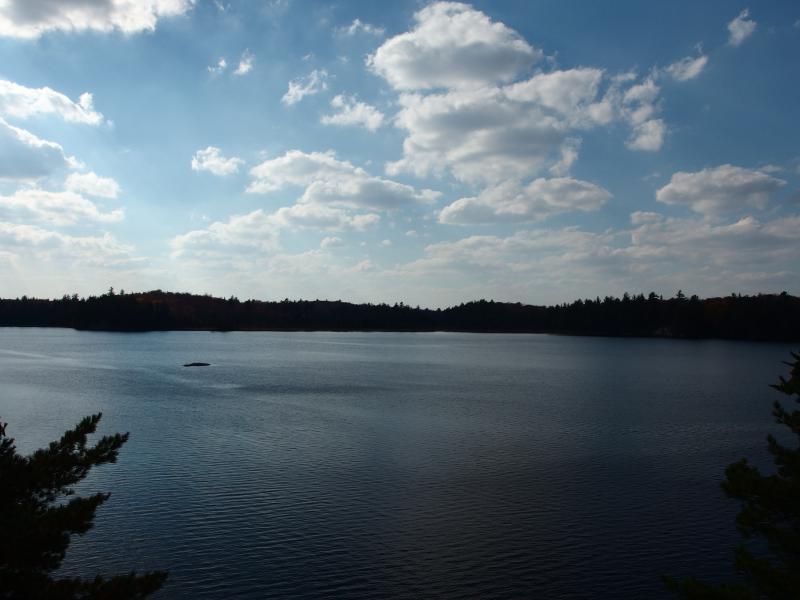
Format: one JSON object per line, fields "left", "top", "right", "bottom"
{"left": 1, "top": 0, "right": 798, "bottom": 306}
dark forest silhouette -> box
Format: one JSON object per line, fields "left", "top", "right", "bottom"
{"left": 1, "top": 289, "right": 799, "bottom": 341}
{"left": 666, "top": 352, "right": 800, "bottom": 598}
{"left": 0, "top": 413, "right": 167, "bottom": 599}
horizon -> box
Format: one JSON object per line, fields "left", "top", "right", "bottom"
{"left": 3, "top": 287, "right": 797, "bottom": 308}
{"left": 1, "top": 1, "right": 799, "bottom": 306}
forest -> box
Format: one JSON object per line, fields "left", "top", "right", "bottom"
{"left": 1, "top": 289, "right": 799, "bottom": 341}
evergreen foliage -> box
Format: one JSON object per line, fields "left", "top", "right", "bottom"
{"left": 0, "top": 414, "right": 167, "bottom": 599}
{"left": 666, "top": 353, "right": 800, "bottom": 598}
{"left": 0, "top": 289, "right": 798, "bottom": 340}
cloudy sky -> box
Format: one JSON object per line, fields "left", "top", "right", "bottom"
{"left": 1, "top": 0, "right": 798, "bottom": 306}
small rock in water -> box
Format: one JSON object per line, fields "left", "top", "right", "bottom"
{"left": 183, "top": 362, "right": 211, "bottom": 367}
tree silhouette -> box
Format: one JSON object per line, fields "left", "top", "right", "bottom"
{"left": 0, "top": 413, "right": 167, "bottom": 599}
{"left": 666, "top": 352, "right": 800, "bottom": 599}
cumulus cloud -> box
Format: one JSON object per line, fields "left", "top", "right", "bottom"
{"left": 728, "top": 8, "right": 756, "bottom": 46}
{"left": 387, "top": 70, "right": 665, "bottom": 183}
{"left": 174, "top": 149, "right": 434, "bottom": 259}
{"left": 439, "top": 177, "right": 611, "bottom": 224}
{"left": 248, "top": 150, "right": 439, "bottom": 210}
{"left": 0, "top": 0, "right": 194, "bottom": 39}
{"left": 191, "top": 146, "right": 244, "bottom": 176}
{"left": 368, "top": 1, "right": 540, "bottom": 90}
{"left": 665, "top": 55, "right": 709, "bottom": 81}
{"left": 627, "top": 118, "right": 665, "bottom": 152}
{"left": 65, "top": 172, "right": 120, "bottom": 198}
{"left": 299, "top": 177, "right": 438, "bottom": 211}
{"left": 630, "top": 211, "right": 663, "bottom": 225}
{"left": 0, "top": 221, "right": 133, "bottom": 265}
{"left": 321, "top": 95, "right": 384, "bottom": 131}
{"left": 0, "top": 79, "right": 104, "bottom": 124}
{"left": 503, "top": 68, "right": 606, "bottom": 125}
{"left": 619, "top": 77, "right": 665, "bottom": 151}
{"left": 234, "top": 50, "right": 254, "bottom": 76}
{"left": 380, "top": 4, "right": 674, "bottom": 186}
{"left": 656, "top": 165, "right": 786, "bottom": 215}
{"left": 388, "top": 86, "right": 573, "bottom": 183}
{"left": 320, "top": 236, "right": 343, "bottom": 248}
{"left": 340, "top": 18, "right": 384, "bottom": 37}
{"left": 0, "top": 118, "right": 73, "bottom": 180}
{"left": 208, "top": 57, "right": 227, "bottom": 75}
{"left": 171, "top": 205, "right": 377, "bottom": 260}
{"left": 271, "top": 204, "right": 379, "bottom": 231}
{"left": 398, "top": 211, "right": 800, "bottom": 302}
{"left": 282, "top": 69, "right": 328, "bottom": 105}
{"left": 171, "top": 209, "right": 280, "bottom": 259}
{"left": 626, "top": 214, "right": 800, "bottom": 275}
{"left": 248, "top": 150, "right": 355, "bottom": 192}
{"left": 0, "top": 188, "right": 123, "bottom": 226}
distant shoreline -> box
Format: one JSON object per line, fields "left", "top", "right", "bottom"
{"left": 2, "top": 325, "right": 796, "bottom": 345}
{"left": 2, "top": 290, "right": 799, "bottom": 342}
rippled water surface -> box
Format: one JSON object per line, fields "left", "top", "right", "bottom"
{"left": 1, "top": 329, "right": 794, "bottom": 598}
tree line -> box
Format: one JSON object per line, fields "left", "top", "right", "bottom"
{"left": 0, "top": 289, "right": 798, "bottom": 341}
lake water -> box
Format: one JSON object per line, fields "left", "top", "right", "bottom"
{"left": 1, "top": 328, "right": 794, "bottom": 598}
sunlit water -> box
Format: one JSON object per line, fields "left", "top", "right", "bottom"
{"left": 1, "top": 328, "right": 794, "bottom": 598}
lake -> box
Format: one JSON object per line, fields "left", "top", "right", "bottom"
{"left": 1, "top": 328, "right": 794, "bottom": 598}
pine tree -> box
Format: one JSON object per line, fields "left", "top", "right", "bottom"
{"left": 666, "top": 352, "right": 800, "bottom": 599}
{"left": 0, "top": 413, "right": 167, "bottom": 599}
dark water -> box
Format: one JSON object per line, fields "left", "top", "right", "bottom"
{"left": 1, "top": 329, "right": 794, "bottom": 598}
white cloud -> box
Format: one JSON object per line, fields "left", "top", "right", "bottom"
{"left": 282, "top": 69, "right": 328, "bottom": 105}
{"left": 65, "top": 172, "right": 120, "bottom": 198}
{"left": 0, "top": 0, "right": 194, "bottom": 39}
{"left": 380, "top": 239, "right": 392, "bottom": 247}
{"left": 368, "top": 1, "right": 540, "bottom": 91}
{"left": 397, "top": 212, "right": 800, "bottom": 302}
{"left": 620, "top": 77, "right": 665, "bottom": 151}
{"left": 0, "top": 221, "right": 134, "bottom": 265}
{"left": 248, "top": 150, "right": 358, "bottom": 193}
{"left": 321, "top": 95, "right": 385, "bottom": 131}
{"left": 234, "top": 50, "right": 254, "bottom": 76}
{"left": 728, "top": 8, "right": 756, "bottom": 46}
{"left": 656, "top": 164, "right": 786, "bottom": 215}
{"left": 627, "top": 119, "right": 665, "bottom": 152}
{"left": 627, "top": 214, "right": 800, "bottom": 272}
{"left": 378, "top": 4, "right": 672, "bottom": 194}
{"left": 320, "top": 236, "right": 343, "bottom": 248}
{"left": 171, "top": 204, "right": 378, "bottom": 260}
{"left": 387, "top": 71, "right": 666, "bottom": 182}
{"left": 439, "top": 177, "right": 611, "bottom": 224}
{"left": 340, "top": 18, "right": 384, "bottom": 37}
{"left": 0, "top": 79, "right": 104, "bottom": 125}
{"left": 439, "top": 177, "right": 611, "bottom": 225}
{"left": 248, "top": 150, "right": 439, "bottom": 210}
{"left": 665, "top": 55, "right": 708, "bottom": 81}
{"left": 0, "top": 118, "right": 72, "bottom": 179}
{"left": 191, "top": 146, "right": 244, "bottom": 176}
{"left": 170, "top": 209, "right": 280, "bottom": 258}
{"left": 504, "top": 68, "right": 606, "bottom": 125}
{"left": 0, "top": 188, "right": 123, "bottom": 226}
{"left": 622, "top": 77, "right": 659, "bottom": 124}
{"left": 388, "top": 86, "right": 573, "bottom": 183}
{"left": 271, "top": 204, "right": 379, "bottom": 231}
{"left": 208, "top": 57, "right": 227, "bottom": 75}
{"left": 299, "top": 177, "right": 438, "bottom": 211}
{"left": 630, "top": 211, "right": 663, "bottom": 225}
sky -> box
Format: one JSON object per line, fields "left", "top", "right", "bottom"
{"left": 0, "top": 0, "right": 799, "bottom": 306}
